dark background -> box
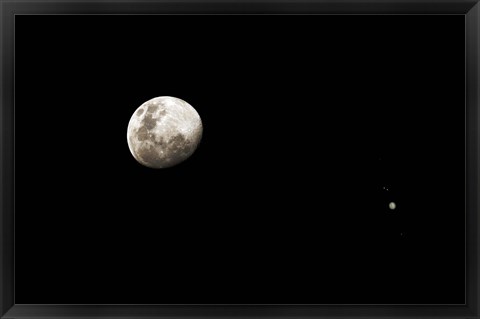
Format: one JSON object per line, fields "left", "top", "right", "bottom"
{"left": 14, "top": 15, "right": 465, "bottom": 304}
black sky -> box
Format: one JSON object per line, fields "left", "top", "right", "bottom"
{"left": 14, "top": 15, "right": 465, "bottom": 304}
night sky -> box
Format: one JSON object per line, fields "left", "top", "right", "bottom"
{"left": 14, "top": 15, "right": 465, "bottom": 304}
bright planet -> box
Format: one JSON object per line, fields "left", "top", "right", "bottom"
{"left": 127, "top": 96, "right": 203, "bottom": 169}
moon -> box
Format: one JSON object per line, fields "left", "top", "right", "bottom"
{"left": 389, "top": 202, "right": 396, "bottom": 210}
{"left": 127, "top": 96, "right": 203, "bottom": 169}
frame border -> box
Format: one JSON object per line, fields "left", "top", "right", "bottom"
{"left": 1, "top": 1, "right": 478, "bottom": 318}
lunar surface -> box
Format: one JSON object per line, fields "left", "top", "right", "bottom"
{"left": 127, "top": 96, "right": 202, "bottom": 168}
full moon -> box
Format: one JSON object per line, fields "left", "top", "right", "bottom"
{"left": 127, "top": 96, "right": 203, "bottom": 169}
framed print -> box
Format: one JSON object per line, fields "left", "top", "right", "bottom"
{"left": 1, "top": 0, "right": 479, "bottom": 318}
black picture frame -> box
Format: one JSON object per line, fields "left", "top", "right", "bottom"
{"left": 1, "top": 0, "right": 479, "bottom": 318}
